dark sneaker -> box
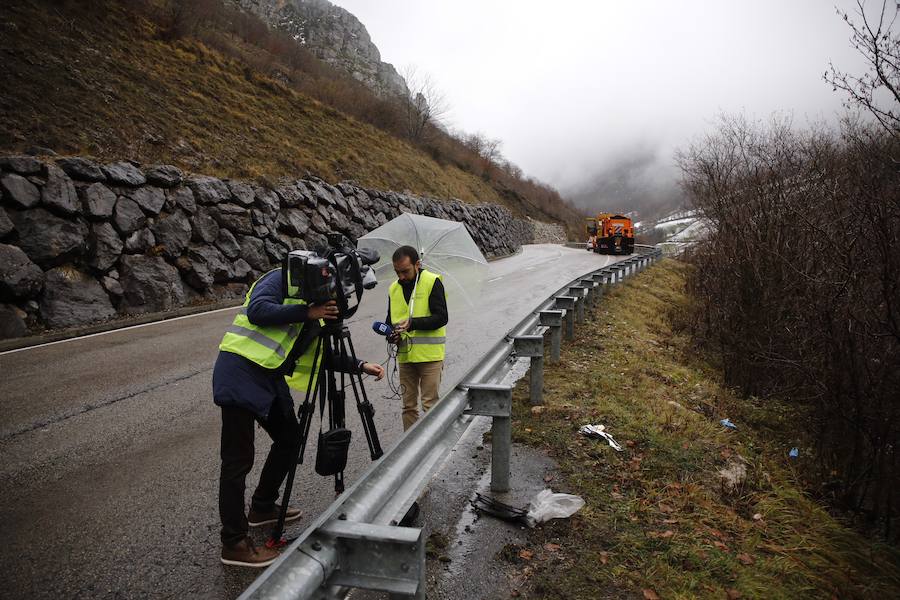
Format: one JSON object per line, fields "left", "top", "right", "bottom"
{"left": 221, "top": 537, "right": 279, "bottom": 568}
{"left": 248, "top": 504, "right": 302, "bottom": 527}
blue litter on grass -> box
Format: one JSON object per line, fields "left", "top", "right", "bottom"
{"left": 789, "top": 448, "right": 799, "bottom": 458}
{"left": 720, "top": 418, "right": 737, "bottom": 430}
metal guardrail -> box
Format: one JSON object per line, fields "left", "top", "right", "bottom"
{"left": 240, "top": 246, "right": 663, "bottom": 600}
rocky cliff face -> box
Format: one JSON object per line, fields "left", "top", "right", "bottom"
{"left": 236, "top": 0, "right": 408, "bottom": 98}
{"left": 0, "top": 154, "right": 534, "bottom": 338}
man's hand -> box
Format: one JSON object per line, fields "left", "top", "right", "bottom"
{"left": 393, "top": 319, "right": 410, "bottom": 333}
{"left": 362, "top": 362, "right": 385, "bottom": 380}
{"left": 308, "top": 300, "right": 340, "bottom": 320}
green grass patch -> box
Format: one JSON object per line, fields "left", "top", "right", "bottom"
{"left": 511, "top": 260, "right": 900, "bottom": 599}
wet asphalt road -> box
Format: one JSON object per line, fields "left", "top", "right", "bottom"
{"left": 0, "top": 244, "right": 622, "bottom": 599}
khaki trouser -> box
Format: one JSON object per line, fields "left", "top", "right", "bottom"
{"left": 398, "top": 360, "right": 443, "bottom": 431}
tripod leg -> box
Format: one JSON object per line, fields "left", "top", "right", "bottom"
{"left": 297, "top": 338, "right": 325, "bottom": 466}
{"left": 344, "top": 333, "right": 384, "bottom": 459}
{"left": 268, "top": 461, "right": 297, "bottom": 547}
{"left": 326, "top": 333, "right": 348, "bottom": 495}
{"left": 269, "top": 338, "right": 324, "bottom": 545}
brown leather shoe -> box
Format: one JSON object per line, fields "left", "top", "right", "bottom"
{"left": 248, "top": 504, "right": 302, "bottom": 527}
{"left": 221, "top": 537, "right": 279, "bottom": 568}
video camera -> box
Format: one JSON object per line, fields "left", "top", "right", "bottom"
{"left": 282, "top": 233, "right": 379, "bottom": 319}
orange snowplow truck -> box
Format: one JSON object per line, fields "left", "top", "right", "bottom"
{"left": 586, "top": 214, "right": 634, "bottom": 255}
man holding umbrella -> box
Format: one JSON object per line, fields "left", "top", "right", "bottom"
{"left": 387, "top": 245, "right": 448, "bottom": 430}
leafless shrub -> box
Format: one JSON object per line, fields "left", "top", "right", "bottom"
{"left": 677, "top": 113, "right": 900, "bottom": 540}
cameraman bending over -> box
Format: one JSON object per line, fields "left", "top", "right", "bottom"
{"left": 213, "top": 267, "right": 384, "bottom": 568}
{"left": 387, "top": 246, "right": 448, "bottom": 430}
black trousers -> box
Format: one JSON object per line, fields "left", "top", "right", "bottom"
{"left": 218, "top": 401, "right": 301, "bottom": 546}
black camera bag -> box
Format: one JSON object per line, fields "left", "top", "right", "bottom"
{"left": 315, "top": 427, "right": 352, "bottom": 476}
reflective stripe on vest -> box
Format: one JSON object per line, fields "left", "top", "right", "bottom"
{"left": 407, "top": 336, "right": 447, "bottom": 345}
{"left": 389, "top": 269, "right": 446, "bottom": 363}
{"left": 218, "top": 270, "right": 306, "bottom": 371}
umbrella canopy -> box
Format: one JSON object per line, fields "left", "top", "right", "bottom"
{"left": 358, "top": 213, "right": 487, "bottom": 310}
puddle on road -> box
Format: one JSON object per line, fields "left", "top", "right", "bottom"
{"left": 443, "top": 468, "right": 492, "bottom": 575}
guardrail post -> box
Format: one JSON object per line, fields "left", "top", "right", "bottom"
{"left": 581, "top": 278, "right": 598, "bottom": 311}
{"left": 591, "top": 273, "right": 605, "bottom": 304}
{"left": 568, "top": 285, "right": 587, "bottom": 323}
{"left": 555, "top": 296, "right": 576, "bottom": 340}
{"left": 514, "top": 335, "right": 544, "bottom": 406}
{"left": 579, "top": 279, "right": 592, "bottom": 310}
{"left": 539, "top": 310, "right": 563, "bottom": 363}
{"left": 464, "top": 384, "right": 512, "bottom": 492}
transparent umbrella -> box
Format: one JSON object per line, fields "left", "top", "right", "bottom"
{"left": 357, "top": 213, "right": 487, "bottom": 311}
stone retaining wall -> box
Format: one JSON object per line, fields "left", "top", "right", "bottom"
{"left": 0, "top": 155, "right": 536, "bottom": 338}
{"left": 529, "top": 217, "right": 567, "bottom": 244}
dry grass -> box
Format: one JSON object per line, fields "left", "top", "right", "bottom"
{"left": 509, "top": 260, "right": 900, "bottom": 599}
{"left": 0, "top": 0, "right": 508, "bottom": 205}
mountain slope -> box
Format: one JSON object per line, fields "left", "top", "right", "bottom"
{"left": 236, "top": 0, "right": 408, "bottom": 98}
{"left": 0, "top": 0, "right": 532, "bottom": 214}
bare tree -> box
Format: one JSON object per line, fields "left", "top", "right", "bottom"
{"left": 401, "top": 65, "right": 449, "bottom": 143}
{"left": 826, "top": 1, "right": 900, "bottom": 143}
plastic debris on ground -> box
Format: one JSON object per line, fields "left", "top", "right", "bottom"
{"left": 789, "top": 447, "right": 799, "bottom": 458}
{"left": 579, "top": 424, "right": 624, "bottom": 451}
{"left": 470, "top": 489, "right": 586, "bottom": 528}
{"left": 470, "top": 492, "right": 530, "bottom": 526}
{"left": 526, "top": 489, "right": 585, "bottom": 527}
{"left": 720, "top": 418, "right": 737, "bottom": 430}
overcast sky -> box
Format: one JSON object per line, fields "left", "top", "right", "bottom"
{"left": 334, "top": 0, "right": 876, "bottom": 201}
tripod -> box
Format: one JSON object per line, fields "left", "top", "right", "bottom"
{"left": 268, "top": 321, "right": 383, "bottom": 546}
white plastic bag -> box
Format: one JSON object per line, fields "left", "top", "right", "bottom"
{"left": 578, "top": 424, "right": 624, "bottom": 451}
{"left": 525, "top": 489, "right": 585, "bottom": 527}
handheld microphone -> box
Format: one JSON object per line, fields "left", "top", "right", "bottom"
{"left": 372, "top": 321, "right": 393, "bottom": 336}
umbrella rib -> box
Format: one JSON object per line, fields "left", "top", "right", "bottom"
{"left": 358, "top": 236, "right": 402, "bottom": 245}
{"left": 422, "top": 226, "right": 458, "bottom": 257}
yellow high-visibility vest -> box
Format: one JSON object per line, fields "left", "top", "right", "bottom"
{"left": 219, "top": 270, "right": 322, "bottom": 390}
{"left": 389, "top": 269, "right": 446, "bottom": 363}
{"left": 284, "top": 337, "right": 323, "bottom": 392}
